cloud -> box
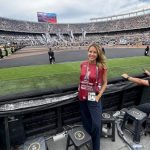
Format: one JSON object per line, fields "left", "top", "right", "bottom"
{"left": 0, "top": 0, "right": 149, "bottom": 23}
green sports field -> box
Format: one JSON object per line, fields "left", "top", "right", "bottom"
{"left": 0, "top": 56, "right": 149, "bottom": 96}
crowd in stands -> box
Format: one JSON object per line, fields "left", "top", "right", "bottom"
{"left": 47, "top": 14, "right": 150, "bottom": 33}
{"left": 0, "top": 17, "right": 47, "bottom": 33}
{"left": 0, "top": 13, "right": 149, "bottom": 47}
{"left": 0, "top": 42, "right": 24, "bottom": 59}
{"left": 0, "top": 33, "right": 45, "bottom": 46}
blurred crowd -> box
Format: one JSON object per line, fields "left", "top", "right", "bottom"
{"left": 0, "top": 13, "right": 149, "bottom": 47}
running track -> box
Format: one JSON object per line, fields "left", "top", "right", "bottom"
{"left": 0, "top": 47, "right": 146, "bottom": 68}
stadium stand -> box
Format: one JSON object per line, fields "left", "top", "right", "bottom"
{"left": 0, "top": 9, "right": 149, "bottom": 49}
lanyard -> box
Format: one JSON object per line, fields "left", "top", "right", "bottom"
{"left": 84, "top": 62, "right": 99, "bottom": 84}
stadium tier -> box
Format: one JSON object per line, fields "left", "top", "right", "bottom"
{"left": 0, "top": 11, "right": 150, "bottom": 47}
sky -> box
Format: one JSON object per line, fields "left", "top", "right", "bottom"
{"left": 0, "top": 0, "right": 149, "bottom": 23}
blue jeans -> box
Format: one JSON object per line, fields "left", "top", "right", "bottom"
{"left": 79, "top": 100, "right": 102, "bottom": 150}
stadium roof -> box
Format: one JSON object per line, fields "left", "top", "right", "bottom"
{"left": 90, "top": 7, "right": 150, "bottom": 22}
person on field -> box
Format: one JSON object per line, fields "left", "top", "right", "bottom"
{"left": 144, "top": 46, "right": 149, "bottom": 56}
{"left": 48, "top": 48, "right": 55, "bottom": 64}
{"left": 102, "top": 47, "right": 105, "bottom": 55}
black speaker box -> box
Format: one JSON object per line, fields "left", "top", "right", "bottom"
{"left": 0, "top": 116, "right": 25, "bottom": 149}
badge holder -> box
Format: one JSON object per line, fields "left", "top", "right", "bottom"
{"left": 88, "top": 92, "right": 96, "bottom": 101}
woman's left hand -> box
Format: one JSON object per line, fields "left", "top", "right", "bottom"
{"left": 95, "top": 95, "right": 101, "bottom": 102}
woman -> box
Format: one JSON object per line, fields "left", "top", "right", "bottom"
{"left": 78, "top": 43, "right": 107, "bottom": 150}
